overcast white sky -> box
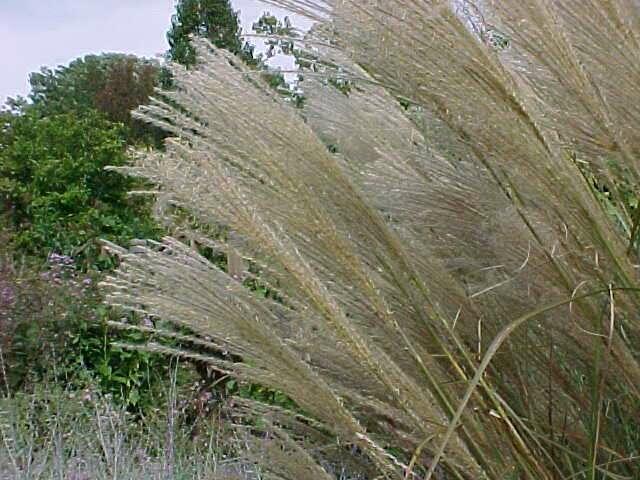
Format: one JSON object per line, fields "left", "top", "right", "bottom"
{"left": 0, "top": 0, "right": 306, "bottom": 103}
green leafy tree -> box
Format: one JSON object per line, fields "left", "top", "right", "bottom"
{"left": 0, "top": 109, "right": 159, "bottom": 265}
{"left": 167, "top": 0, "right": 252, "bottom": 66}
{"left": 1, "top": 53, "right": 168, "bottom": 261}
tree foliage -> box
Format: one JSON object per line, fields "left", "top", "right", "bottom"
{"left": 0, "top": 109, "right": 159, "bottom": 264}
{"left": 167, "top": 0, "right": 250, "bottom": 66}
{"left": 0, "top": 101, "right": 164, "bottom": 409}
{"left": 0, "top": 51, "right": 169, "bottom": 264}
{"left": 27, "top": 54, "right": 164, "bottom": 145}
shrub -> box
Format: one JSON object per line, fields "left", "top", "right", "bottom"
{"left": 0, "top": 110, "right": 160, "bottom": 267}
{"left": 0, "top": 251, "right": 186, "bottom": 411}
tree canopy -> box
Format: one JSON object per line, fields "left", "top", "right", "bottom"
{"left": 0, "top": 109, "right": 159, "bottom": 263}
{"left": 167, "top": 0, "right": 252, "bottom": 66}
{"left": 26, "top": 54, "right": 164, "bottom": 145}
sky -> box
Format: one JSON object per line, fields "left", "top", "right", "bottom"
{"left": 0, "top": 0, "right": 308, "bottom": 103}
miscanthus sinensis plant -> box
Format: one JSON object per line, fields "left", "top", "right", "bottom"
{"left": 101, "top": 1, "right": 640, "bottom": 478}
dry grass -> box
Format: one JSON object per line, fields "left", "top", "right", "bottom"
{"left": 0, "top": 380, "right": 259, "bottom": 480}
{"left": 101, "top": 1, "right": 640, "bottom": 478}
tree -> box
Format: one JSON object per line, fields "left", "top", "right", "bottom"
{"left": 27, "top": 54, "right": 164, "bottom": 145}
{"left": 167, "top": 0, "right": 251, "bottom": 66}
{"left": 0, "top": 109, "right": 159, "bottom": 264}
{"left": 93, "top": 56, "right": 163, "bottom": 143}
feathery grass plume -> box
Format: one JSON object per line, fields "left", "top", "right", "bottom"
{"left": 102, "top": 1, "right": 640, "bottom": 478}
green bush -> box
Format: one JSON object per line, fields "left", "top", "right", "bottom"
{"left": 0, "top": 252, "right": 188, "bottom": 410}
{"left": 0, "top": 109, "right": 160, "bottom": 267}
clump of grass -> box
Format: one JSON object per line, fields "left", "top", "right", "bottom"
{"left": 102, "top": 1, "right": 640, "bottom": 479}
{"left": 0, "top": 373, "right": 260, "bottom": 480}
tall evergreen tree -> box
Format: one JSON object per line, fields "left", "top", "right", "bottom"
{"left": 167, "top": 0, "right": 247, "bottom": 66}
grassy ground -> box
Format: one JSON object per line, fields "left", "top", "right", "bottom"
{"left": 0, "top": 377, "right": 260, "bottom": 480}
